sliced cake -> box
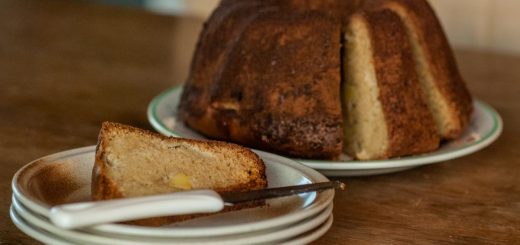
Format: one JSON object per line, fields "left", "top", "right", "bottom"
{"left": 177, "top": 0, "right": 473, "bottom": 160}
{"left": 92, "top": 122, "right": 267, "bottom": 226}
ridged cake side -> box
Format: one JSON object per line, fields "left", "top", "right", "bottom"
{"left": 366, "top": 0, "right": 473, "bottom": 139}
{"left": 179, "top": 10, "right": 344, "bottom": 159}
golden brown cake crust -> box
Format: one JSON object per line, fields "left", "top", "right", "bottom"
{"left": 92, "top": 125, "right": 125, "bottom": 201}
{"left": 365, "top": 0, "right": 473, "bottom": 139}
{"left": 360, "top": 9, "right": 440, "bottom": 158}
{"left": 179, "top": 11, "right": 343, "bottom": 159}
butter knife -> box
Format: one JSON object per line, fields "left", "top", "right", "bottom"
{"left": 50, "top": 181, "right": 345, "bottom": 229}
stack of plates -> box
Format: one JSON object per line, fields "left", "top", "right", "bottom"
{"left": 11, "top": 146, "right": 335, "bottom": 244}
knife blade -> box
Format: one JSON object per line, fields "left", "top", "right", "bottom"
{"left": 221, "top": 180, "right": 345, "bottom": 205}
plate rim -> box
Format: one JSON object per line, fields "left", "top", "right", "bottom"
{"left": 299, "top": 100, "right": 503, "bottom": 169}
{"left": 11, "top": 146, "right": 334, "bottom": 237}
{"left": 10, "top": 205, "right": 75, "bottom": 245}
{"left": 148, "top": 85, "right": 503, "bottom": 170}
{"left": 147, "top": 86, "right": 184, "bottom": 137}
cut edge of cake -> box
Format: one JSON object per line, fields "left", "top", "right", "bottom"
{"left": 342, "top": 12, "right": 389, "bottom": 160}
{"left": 342, "top": 9, "right": 440, "bottom": 160}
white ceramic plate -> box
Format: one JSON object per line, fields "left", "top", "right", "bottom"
{"left": 12, "top": 195, "right": 332, "bottom": 245}
{"left": 148, "top": 86, "right": 503, "bottom": 176}
{"left": 12, "top": 146, "right": 333, "bottom": 238}
{"left": 11, "top": 204, "right": 332, "bottom": 245}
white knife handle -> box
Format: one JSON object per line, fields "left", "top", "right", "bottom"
{"left": 49, "top": 189, "right": 224, "bottom": 229}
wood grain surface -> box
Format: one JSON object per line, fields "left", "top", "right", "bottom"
{"left": 1, "top": 0, "right": 519, "bottom": 244}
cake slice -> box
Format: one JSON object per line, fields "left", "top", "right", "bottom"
{"left": 366, "top": 0, "right": 473, "bottom": 139}
{"left": 92, "top": 122, "right": 267, "bottom": 226}
{"left": 342, "top": 9, "right": 440, "bottom": 160}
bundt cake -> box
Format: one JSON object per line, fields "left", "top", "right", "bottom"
{"left": 92, "top": 122, "right": 267, "bottom": 226}
{"left": 178, "top": 0, "right": 472, "bottom": 160}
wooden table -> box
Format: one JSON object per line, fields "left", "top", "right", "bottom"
{"left": 1, "top": 1, "right": 519, "bottom": 244}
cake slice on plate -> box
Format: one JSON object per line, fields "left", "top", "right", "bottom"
{"left": 92, "top": 122, "right": 267, "bottom": 226}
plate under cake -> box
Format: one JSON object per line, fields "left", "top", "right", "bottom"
{"left": 148, "top": 86, "right": 502, "bottom": 176}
